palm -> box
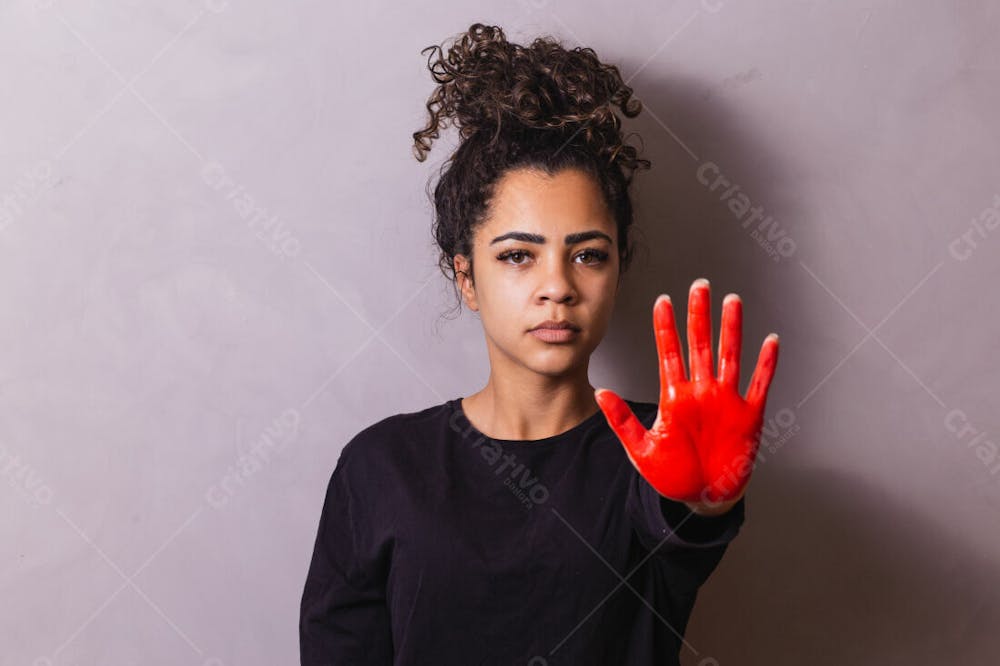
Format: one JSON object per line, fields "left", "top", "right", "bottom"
{"left": 595, "top": 279, "right": 779, "bottom": 504}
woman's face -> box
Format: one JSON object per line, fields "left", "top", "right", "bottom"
{"left": 454, "top": 167, "right": 621, "bottom": 380}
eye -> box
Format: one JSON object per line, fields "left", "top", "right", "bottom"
{"left": 576, "top": 248, "right": 610, "bottom": 265}
{"left": 496, "top": 249, "right": 532, "bottom": 265}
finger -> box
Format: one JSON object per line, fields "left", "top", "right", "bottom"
{"left": 746, "top": 333, "right": 780, "bottom": 410}
{"left": 594, "top": 388, "right": 650, "bottom": 458}
{"left": 687, "top": 278, "right": 714, "bottom": 383}
{"left": 718, "top": 293, "right": 742, "bottom": 390}
{"left": 653, "top": 295, "right": 685, "bottom": 398}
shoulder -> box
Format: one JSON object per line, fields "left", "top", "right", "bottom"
{"left": 339, "top": 400, "right": 451, "bottom": 466}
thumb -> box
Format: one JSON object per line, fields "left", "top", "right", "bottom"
{"left": 595, "top": 389, "right": 650, "bottom": 461}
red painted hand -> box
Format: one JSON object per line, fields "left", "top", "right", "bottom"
{"left": 595, "top": 278, "right": 779, "bottom": 508}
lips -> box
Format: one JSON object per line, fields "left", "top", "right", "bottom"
{"left": 530, "top": 320, "right": 581, "bottom": 332}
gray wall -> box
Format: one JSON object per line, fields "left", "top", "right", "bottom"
{"left": 2, "top": 1, "right": 997, "bottom": 664}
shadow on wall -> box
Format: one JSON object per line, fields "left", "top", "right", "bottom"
{"left": 591, "top": 70, "right": 999, "bottom": 664}
{"left": 599, "top": 68, "right": 801, "bottom": 404}
{"left": 685, "top": 467, "right": 1000, "bottom": 664}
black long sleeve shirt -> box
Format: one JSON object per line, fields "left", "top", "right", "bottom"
{"left": 300, "top": 397, "right": 746, "bottom": 665}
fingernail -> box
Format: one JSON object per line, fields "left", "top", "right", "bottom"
{"left": 692, "top": 278, "right": 710, "bottom": 288}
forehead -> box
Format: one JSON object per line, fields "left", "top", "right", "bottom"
{"left": 480, "top": 167, "right": 614, "bottom": 239}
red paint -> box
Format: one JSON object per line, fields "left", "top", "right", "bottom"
{"left": 595, "top": 279, "right": 780, "bottom": 504}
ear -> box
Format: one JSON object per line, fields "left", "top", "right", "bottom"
{"left": 453, "top": 254, "right": 479, "bottom": 312}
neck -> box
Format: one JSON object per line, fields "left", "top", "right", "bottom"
{"left": 463, "top": 367, "right": 600, "bottom": 441}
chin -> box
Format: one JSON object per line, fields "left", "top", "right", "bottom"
{"left": 523, "top": 350, "right": 588, "bottom": 377}
{"left": 529, "top": 365, "right": 581, "bottom": 380}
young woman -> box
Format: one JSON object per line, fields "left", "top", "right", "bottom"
{"left": 300, "top": 23, "right": 779, "bottom": 665}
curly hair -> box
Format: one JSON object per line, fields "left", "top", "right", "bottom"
{"left": 412, "top": 22, "right": 651, "bottom": 318}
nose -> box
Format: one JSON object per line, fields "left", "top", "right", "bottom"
{"left": 536, "top": 257, "right": 577, "bottom": 304}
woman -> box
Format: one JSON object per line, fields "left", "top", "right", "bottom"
{"left": 300, "top": 23, "right": 779, "bottom": 665}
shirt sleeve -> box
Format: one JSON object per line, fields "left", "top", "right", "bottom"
{"left": 299, "top": 442, "right": 394, "bottom": 665}
{"left": 627, "top": 465, "right": 746, "bottom": 552}
{"left": 626, "top": 468, "right": 747, "bottom": 592}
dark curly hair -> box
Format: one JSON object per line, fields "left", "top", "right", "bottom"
{"left": 412, "top": 22, "right": 651, "bottom": 318}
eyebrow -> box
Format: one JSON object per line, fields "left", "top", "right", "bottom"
{"left": 489, "top": 230, "right": 614, "bottom": 246}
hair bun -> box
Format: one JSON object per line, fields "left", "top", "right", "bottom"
{"left": 413, "top": 22, "right": 646, "bottom": 175}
